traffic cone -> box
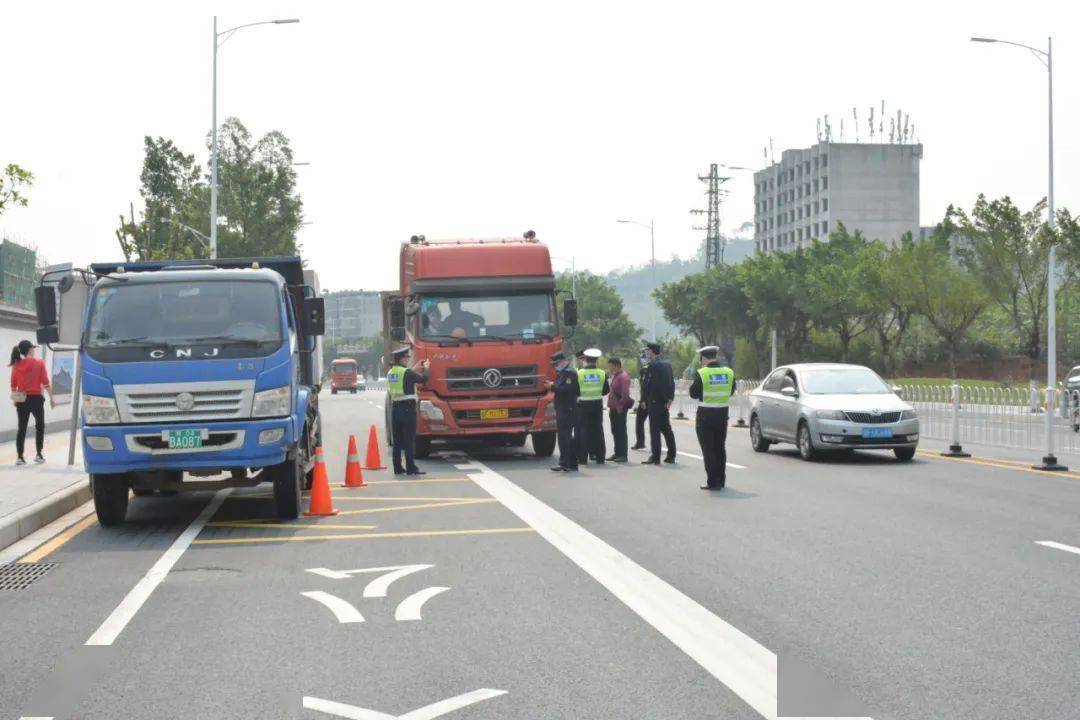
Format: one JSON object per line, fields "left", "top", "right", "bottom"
{"left": 304, "top": 447, "right": 339, "bottom": 516}
{"left": 341, "top": 435, "right": 367, "bottom": 488}
{"left": 364, "top": 424, "right": 386, "bottom": 470}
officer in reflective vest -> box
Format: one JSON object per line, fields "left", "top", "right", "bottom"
{"left": 387, "top": 346, "right": 430, "bottom": 476}
{"left": 688, "top": 345, "right": 734, "bottom": 490}
{"left": 576, "top": 348, "right": 610, "bottom": 465}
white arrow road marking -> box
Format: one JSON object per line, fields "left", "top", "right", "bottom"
{"left": 394, "top": 586, "right": 450, "bottom": 621}
{"left": 303, "top": 688, "right": 507, "bottom": 720}
{"left": 305, "top": 565, "right": 434, "bottom": 597}
{"left": 1036, "top": 540, "right": 1080, "bottom": 556}
{"left": 300, "top": 591, "right": 365, "bottom": 624}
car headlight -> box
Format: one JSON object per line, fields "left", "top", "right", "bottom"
{"left": 419, "top": 400, "right": 444, "bottom": 421}
{"left": 814, "top": 409, "right": 847, "bottom": 420}
{"left": 900, "top": 409, "right": 918, "bottom": 420}
{"left": 252, "top": 386, "right": 290, "bottom": 418}
{"left": 83, "top": 394, "right": 120, "bottom": 425}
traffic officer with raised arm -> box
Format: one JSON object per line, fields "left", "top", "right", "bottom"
{"left": 689, "top": 345, "right": 734, "bottom": 490}
{"left": 576, "top": 348, "right": 610, "bottom": 465}
{"left": 387, "top": 346, "right": 430, "bottom": 476}
{"left": 547, "top": 350, "right": 580, "bottom": 472}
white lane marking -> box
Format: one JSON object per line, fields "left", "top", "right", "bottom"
{"left": 375, "top": 404, "right": 384, "bottom": 410}
{"left": 303, "top": 689, "right": 506, "bottom": 720}
{"left": 395, "top": 586, "right": 450, "bottom": 621}
{"left": 300, "top": 591, "right": 365, "bottom": 624}
{"left": 1036, "top": 540, "right": 1080, "bottom": 557}
{"left": 85, "top": 489, "right": 231, "bottom": 646}
{"left": 305, "top": 564, "right": 434, "bottom": 597}
{"left": 675, "top": 450, "right": 746, "bottom": 469}
{"left": 460, "top": 456, "right": 865, "bottom": 720}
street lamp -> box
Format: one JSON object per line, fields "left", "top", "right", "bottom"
{"left": 551, "top": 255, "right": 577, "bottom": 296}
{"left": 616, "top": 219, "right": 656, "bottom": 340}
{"left": 211, "top": 16, "right": 300, "bottom": 260}
{"left": 971, "top": 35, "right": 1064, "bottom": 470}
{"left": 158, "top": 217, "right": 211, "bottom": 250}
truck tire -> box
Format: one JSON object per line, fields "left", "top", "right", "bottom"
{"left": 91, "top": 473, "right": 130, "bottom": 526}
{"left": 131, "top": 487, "right": 155, "bottom": 497}
{"left": 271, "top": 453, "right": 303, "bottom": 520}
{"left": 415, "top": 436, "right": 432, "bottom": 459}
{"left": 532, "top": 431, "right": 556, "bottom": 457}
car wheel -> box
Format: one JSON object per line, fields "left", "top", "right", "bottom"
{"left": 894, "top": 446, "right": 916, "bottom": 462}
{"left": 750, "top": 414, "right": 770, "bottom": 453}
{"left": 797, "top": 422, "right": 817, "bottom": 461}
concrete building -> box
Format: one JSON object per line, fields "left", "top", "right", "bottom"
{"left": 323, "top": 290, "right": 382, "bottom": 340}
{"left": 0, "top": 240, "right": 37, "bottom": 311}
{"left": 753, "top": 142, "right": 922, "bottom": 254}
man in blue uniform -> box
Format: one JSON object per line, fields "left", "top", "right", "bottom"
{"left": 387, "top": 346, "right": 430, "bottom": 476}
{"left": 642, "top": 341, "right": 676, "bottom": 465}
{"left": 546, "top": 351, "right": 579, "bottom": 472}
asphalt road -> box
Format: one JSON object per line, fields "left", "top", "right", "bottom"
{"left": 2, "top": 391, "right": 1079, "bottom": 719}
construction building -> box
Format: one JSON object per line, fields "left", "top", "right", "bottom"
{"left": 0, "top": 240, "right": 37, "bottom": 311}
{"left": 753, "top": 142, "right": 922, "bottom": 254}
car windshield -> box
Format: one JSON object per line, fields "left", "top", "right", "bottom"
{"left": 417, "top": 292, "right": 555, "bottom": 340}
{"left": 87, "top": 280, "right": 283, "bottom": 348}
{"left": 800, "top": 368, "right": 891, "bottom": 395}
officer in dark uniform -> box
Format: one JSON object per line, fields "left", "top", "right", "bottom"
{"left": 642, "top": 341, "right": 676, "bottom": 464}
{"left": 631, "top": 347, "right": 650, "bottom": 450}
{"left": 387, "top": 346, "right": 430, "bottom": 476}
{"left": 547, "top": 351, "right": 579, "bottom": 472}
{"left": 689, "top": 345, "right": 734, "bottom": 490}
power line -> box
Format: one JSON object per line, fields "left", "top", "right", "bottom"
{"left": 690, "top": 163, "right": 731, "bottom": 268}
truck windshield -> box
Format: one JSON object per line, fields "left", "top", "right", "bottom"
{"left": 417, "top": 293, "right": 555, "bottom": 341}
{"left": 87, "top": 281, "right": 283, "bottom": 349}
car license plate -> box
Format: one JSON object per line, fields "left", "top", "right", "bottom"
{"left": 862, "top": 427, "right": 893, "bottom": 439}
{"left": 167, "top": 429, "right": 204, "bottom": 449}
{"left": 479, "top": 408, "right": 509, "bottom": 420}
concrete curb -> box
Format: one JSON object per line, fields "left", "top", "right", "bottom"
{"left": 0, "top": 478, "right": 91, "bottom": 555}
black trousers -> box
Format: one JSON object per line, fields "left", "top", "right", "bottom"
{"left": 609, "top": 407, "right": 628, "bottom": 458}
{"left": 648, "top": 402, "right": 676, "bottom": 461}
{"left": 556, "top": 406, "right": 578, "bottom": 469}
{"left": 391, "top": 401, "right": 420, "bottom": 473}
{"left": 576, "top": 400, "right": 606, "bottom": 463}
{"left": 634, "top": 404, "right": 648, "bottom": 447}
{"left": 696, "top": 407, "right": 729, "bottom": 486}
{"left": 16, "top": 394, "right": 45, "bottom": 458}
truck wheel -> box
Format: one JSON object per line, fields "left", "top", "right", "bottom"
{"left": 532, "top": 431, "right": 556, "bottom": 457}
{"left": 131, "top": 487, "right": 154, "bottom": 497}
{"left": 415, "top": 436, "right": 432, "bottom": 459}
{"left": 271, "top": 453, "right": 303, "bottom": 520}
{"left": 91, "top": 473, "right": 129, "bottom": 526}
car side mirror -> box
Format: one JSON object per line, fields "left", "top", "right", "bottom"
{"left": 301, "top": 297, "right": 326, "bottom": 336}
{"left": 779, "top": 385, "right": 798, "bottom": 398}
{"left": 562, "top": 298, "right": 578, "bottom": 327}
{"left": 892, "top": 385, "right": 904, "bottom": 397}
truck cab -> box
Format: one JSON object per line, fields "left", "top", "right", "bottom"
{"left": 330, "top": 358, "right": 360, "bottom": 394}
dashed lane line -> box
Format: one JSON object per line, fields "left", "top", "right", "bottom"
{"left": 1036, "top": 540, "right": 1080, "bottom": 557}
{"left": 191, "top": 526, "right": 535, "bottom": 545}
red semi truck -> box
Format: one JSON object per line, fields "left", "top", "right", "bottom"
{"left": 382, "top": 232, "right": 576, "bottom": 458}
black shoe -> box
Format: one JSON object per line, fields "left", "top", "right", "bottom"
{"left": 700, "top": 484, "right": 723, "bottom": 491}
{"left": 611, "top": 456, "right": 628, "bottom": 463}
{"left": 406, "top": 468, "right": 426, "bottom": 475}
{"left": 630, "top": 445, "right": 645, "bottom": 451}
{"left": 606, "top": 454, "right": 620, "bottom": 461}
{"left": 393, "top": 468, "right": 407, "bottom": 475}
{"left": 551, "top": 466, "right": 568, "bottom": 472}
{"left": 642, "top": 458, "right": 660, "bottom": 465}
{"left": 663, "top": 456, "right": 676, "bottom": 464}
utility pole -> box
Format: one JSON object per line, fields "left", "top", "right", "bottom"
{"left": 691, "top": 164, "right": 730, "bottom": 269}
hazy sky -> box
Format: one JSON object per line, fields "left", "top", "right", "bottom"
{"left": 2, "top": 1, "right": 1078, "bottom": 292}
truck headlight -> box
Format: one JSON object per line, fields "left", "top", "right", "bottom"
{"left": 419, "top": 400, "right": 444, "bottom": 421}
{"left": 253, "top": 386, "right": 290, "bottom": 418}
{"left": 83, "top": 394, "right": 120, "bottom": 425}
{"left": 814, "top": 409, "right": 847, "bottom": 420}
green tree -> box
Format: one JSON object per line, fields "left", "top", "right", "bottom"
{"left": 803, "top": 224, "right": 871, "bottom": 362}
{"left": 557, "top": 272, "right": 641, "bottom": 355}
{"left": 857, "top": 235, "right": 918, "bottom": 376}
{"left": 0, "top": 164, "right": 34, "bottom": 215}
{"left": 737, "top": 247, "right": 812, "bottom": 362}
{"left": 951, "top": 195, "right": 1050, "bottom": 377}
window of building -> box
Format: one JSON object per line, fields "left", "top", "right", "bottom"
{"left": 822, "top": 198, "right": 829, "bottom": 211}
{"left": 804, "top": 161, "right": 810, "bottom": 174}
{"left": 821, "top": 154, "right": 828, "bottom": 168}
{"left": 822, "top": 177, "right": 828, "bottom": 190}
{"left": 822, "top": 220, "right": 829, "bottom": 233}
{"left": 797, "top": 186, "right": 802, "bottom": 199}
{"left": 813, "top": 157, "right": 819, "bottom": 171}
{"left": 814, "top": 179, "right": 819, "bottom": 192}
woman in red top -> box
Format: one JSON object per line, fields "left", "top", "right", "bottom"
{"left": 10, "top": 340, "right": 55, "bottom": 465}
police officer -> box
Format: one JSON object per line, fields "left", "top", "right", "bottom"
{"left": 547, "top": 351, "right": 579, "bottom": 472}
{"left": 387, "top": 346, "right": 430, "bottom": 476}
{"left": 631, "top": 347, "right": 650, "bottom": 450}
{"left": 689, "top": 345, "right": 734, "bottom": 490}
{"left": 642, "top": 341, "right": 676, "bottom": 465}
{"left": 576, "top": 348, "right": 610, "bottom": 465}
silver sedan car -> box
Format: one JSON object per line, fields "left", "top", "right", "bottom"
{"left": 748, "top": 363, "right": 919, "bottom": 461}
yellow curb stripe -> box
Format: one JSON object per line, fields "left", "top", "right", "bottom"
{"left": 917, "top": 450, "right": 1080, "bottom": 481}
{"left": 192, "top": 526, "right": 536, "bottom": 545}
{"left": 206, "top": 522, "right": 378, "bottom": 531}
{"left": 18, "top": 513, "right": 97, "bottom": 563}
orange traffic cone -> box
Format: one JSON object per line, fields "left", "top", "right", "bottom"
{"left": 341, "top": 434, "right": 367, "bottom": 488}
{"left": 304, "top": 447, "right": 339, "bottom": 516}
{"left": 364, "top": 424, "right": 386, "bottom": 470}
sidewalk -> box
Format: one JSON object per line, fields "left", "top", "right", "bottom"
{"left": 0, "top": 429, "right": 88, "bottom": 555}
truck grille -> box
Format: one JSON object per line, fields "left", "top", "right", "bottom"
{"left": 454, "top": 408, "right": 534, "bottom": 421}
{"left": 114, "top": 380, "right": 255, "bottom": 423}
{"left": 843, "top": 411, "right": 901, "bottom": 424}
{"left": 446, "top": 365, "right": 539, "bottom": 391}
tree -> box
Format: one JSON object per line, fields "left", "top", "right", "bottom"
{"left": 556, "top": 272, "right": 641, "bottom": 355}
{"left": 737, "top": 247, "right": 812, "bottom": 362}
{"left": 857, "top": 235, "right": 917, "bottom": 376}
{"left": 905, "top": 237, "right": 989, "bottom": 379}
{"left": 0, "top": 164, "right": 34, "bottom": 215}
{"left": 802, "top": 224, "right": 871, "bottom": 362}
{"left": 951, "top": 195, "right": 1050, "bottom": 377}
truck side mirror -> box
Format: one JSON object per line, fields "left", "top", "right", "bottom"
{"left": 389, "top": 298, "right": 406, "bottom": 329}
{"left": 34, "top": 285, "right": 58, "bottom": 327}
{"left": 390, "top": 327, "right": 406, "bottom": 342}
{"left": 301, "top": 297, "right": 326, "bottom": 336}
{"left": 563, "top": 298, "right": 578, "bottom": 327}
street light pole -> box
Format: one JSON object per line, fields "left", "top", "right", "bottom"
{"left": 617, "top": 218, "right": 656, "bottom": 340}
{"left": 210, "top": 16, "right": 299, "bottom": 260}
{"left": 972, "top": 35, "right": 1064, "bottom": 470}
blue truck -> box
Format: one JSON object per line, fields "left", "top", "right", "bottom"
{"left": 35, "top": 257, "right": 325, "bottom": 525}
